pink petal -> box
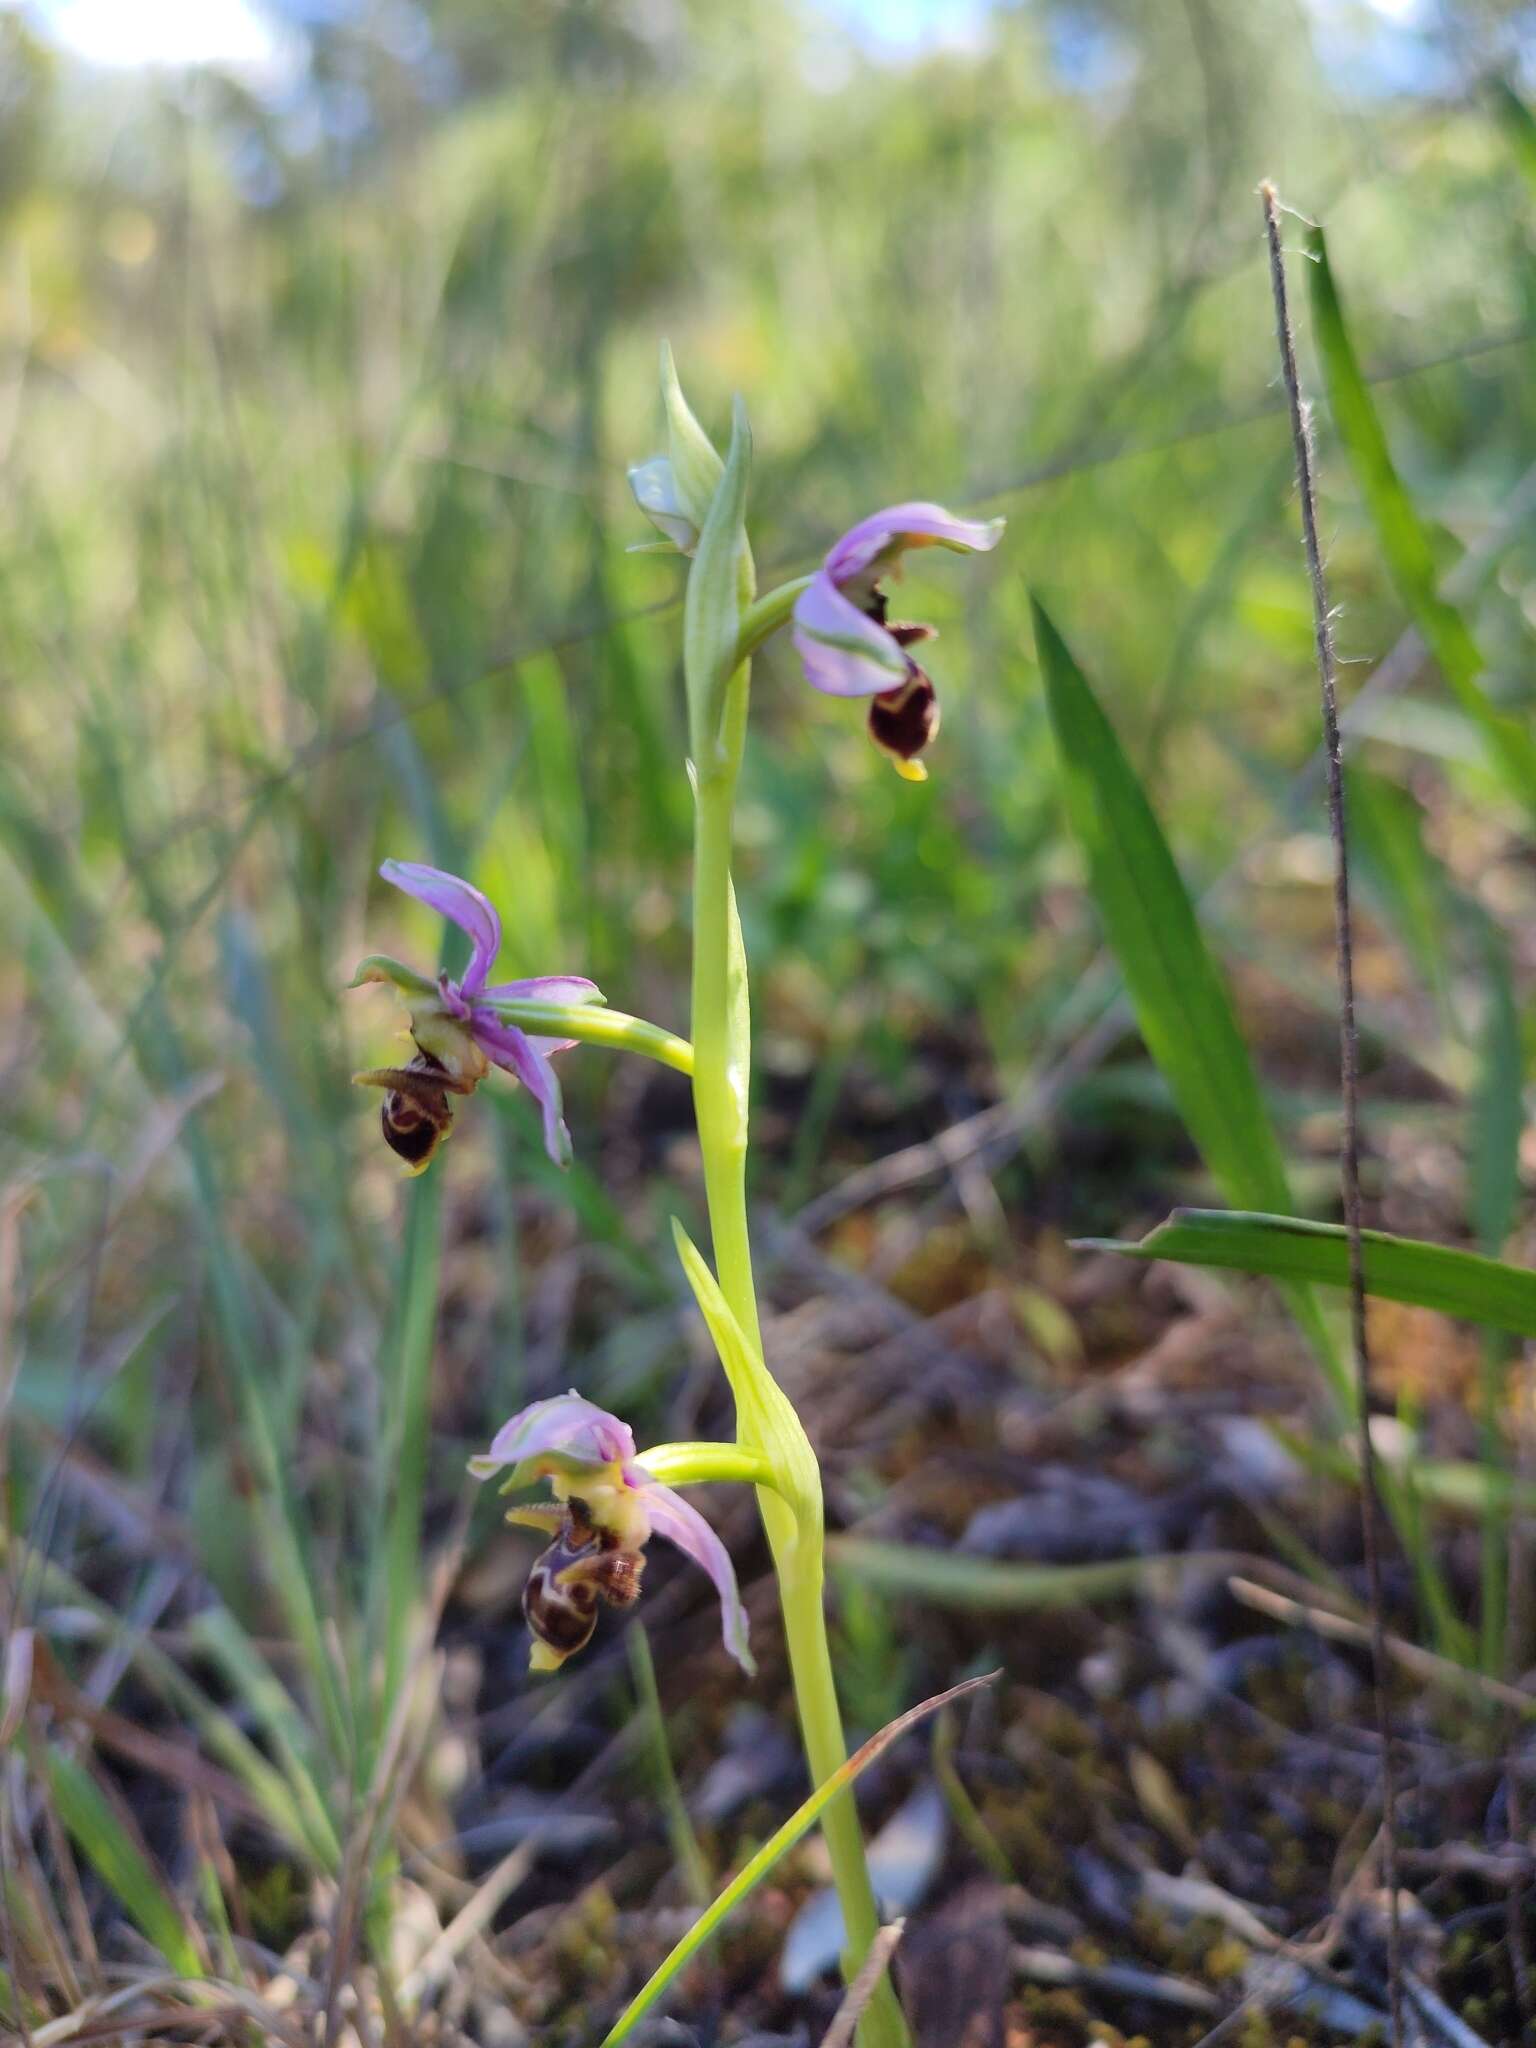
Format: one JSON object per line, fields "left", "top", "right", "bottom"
{"left": 791, "top": 571, "right": 910, "bottom": 699}
{"left": 470, "top": 1391, "right": 636, "bottom": 1479}
{"left": 480, "top": 975, "right": 603, "bottom": 1006}
{"left": 474, "top": 1015, "right": 574, "bottom": 1167}
{"left": 380, "top": 860, "right": 501, "bottom": 997}
{"left": 635, "top": 1476, "right": 755, "bottom": 1676}
{"left": 823, "top": 502, "right": 1005, "bottom": 586}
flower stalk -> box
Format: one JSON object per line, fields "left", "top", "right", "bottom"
{"left": 682, "top": 405, "right": 911, "bottom": 2048}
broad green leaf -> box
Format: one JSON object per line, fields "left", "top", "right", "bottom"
{"left": 1306, "top": 224, "right": 1536, "bottom": 805}
{"left": 42, "top": 1745, "right": 204, "bottom": 1979}
{"left": 599, "top": 1672, "right": 995, "bottom": 2046}
{"left": 1079, "top": 1208, "right": 1536, "bottom": 1336}
{"left": 831, "top": 1539, "right": 1199, "bottom": 1610}
{"left": 1032, "top": 596, "right": 1343, "bottom": 1401}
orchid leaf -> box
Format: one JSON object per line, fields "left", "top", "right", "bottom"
{"left": 1032, "top": 595, "right": 1345, "bottom": 1405}
{"left": 1078, "top": 1208, "right": 1536, "bottom": 1336}
{"left": 598, "top": 1671, "right": 997, "bottom": 2046}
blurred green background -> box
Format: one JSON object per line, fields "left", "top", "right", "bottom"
{"left": 4, "top": 0, "right": 1536, "bottom": 2031}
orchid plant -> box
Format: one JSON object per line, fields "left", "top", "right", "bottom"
{"left": 353, "top": 346, "right": 1001, "bottom": 2046}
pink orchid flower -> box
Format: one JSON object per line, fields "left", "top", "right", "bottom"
{"left": 353, "top": 861, "right": 600, "bottom": 1172}
{"left": 470, "top": 1392, "right": 754, "bottom": 1675}
{"left": 791, "top": 502, "right": 1004, "bottom": 779}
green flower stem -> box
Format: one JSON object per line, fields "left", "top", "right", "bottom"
{"left": 690, "top": 692, "right": 910, "bottom": 2048}
{"left": 635, "top": 1442, "right": 778, "bottom": 1490}
{"left": 731, "top": 574, "right": 814, "bottom": 671}
{"left": 481, "top": 1001, "right": 695, "bottom": 1077}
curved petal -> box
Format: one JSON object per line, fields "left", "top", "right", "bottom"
{"left": 823, "top": 502, "right": 1006, "bottom": 586}
{"left": 471, "top": 1391, "right": 636, "bottom": 1479}
{"left": 791, "top": 571, "right": 909, "bottom": 699}
{"left": 474, "top": 1015, "right": 574, "bottom": 1167}
{"left": 479, "top": 975, "right": 603, "bottom": 1006}
{"left": 380, "top": 860, "right": 501, "bottom": 997}
{"left": 637, "top": 1477, "right": 755, "bottom": 1676}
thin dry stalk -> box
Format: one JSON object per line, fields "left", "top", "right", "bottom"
{"left": 820, "top": 1919, "right": 906, "bottom": 2048}
{"left": 1260, "top": 178, "right": 1402, "bottom": 2048}
{"left": 1228, "top": 1576, "right": 1536, "bottom": 1717}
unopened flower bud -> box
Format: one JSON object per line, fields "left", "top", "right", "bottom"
{"left": 627, "top": 456, "right": 698, "bottom": 553}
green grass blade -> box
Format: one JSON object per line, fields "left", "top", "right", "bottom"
{"left": 1079, "top": 1208, "right": 1536, "bottom": 1336}
{"left": 598, "top": 1671, "right": 996, "bottom": 2047}
{"left": 40, "top": 1744, "right": 204, "bottom": 1979}
{"left": 2, "top": 1534, "right": 324, "bottom": 1863}
{"left": 1345, "top": 766, "right": 1451, "bottom": 1016}
{"left": 1471, "top": 924, "right": 1523, "bottom": 1673}
{"left": 380, "top": 1170, "right": 444, "bottom": 1723}
{"left": 1305, "top": 223, "right": 1536, "bottom": 804}
{"left": 1032, "top": 595, "right": 1344, "bottom": 1402}
{"left": 831, "top": 1539, "right": 1203, "bottom": 1609}
{"left": 1492, "top": 76, "right": 1536, "bottom": 197}
{"left": 627, "top": 1622, "right": 710, "bottom": 1908}
{"left": 1471, "top": 926, "right": 1523, "bottom": 1259}
{"left": 190, "top": 1610, "right": 343, "bottom": 1871}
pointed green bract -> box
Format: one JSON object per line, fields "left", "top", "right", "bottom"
{"left": 661, "top": 339, "right": 726, "bottom": 532}
{"left": 683, "top": 397, "right": 754, "bottom": 764}
{"left": 671, "top": 1218, "right": 819, "bottom": 1556}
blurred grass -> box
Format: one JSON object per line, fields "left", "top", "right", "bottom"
{"left": 3, "top": 0, "right": 1536, "bottom": 2025}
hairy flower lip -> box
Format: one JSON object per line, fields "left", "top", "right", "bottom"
{"left": 471, "top": 1391, "right": 755, "bottom": 1675}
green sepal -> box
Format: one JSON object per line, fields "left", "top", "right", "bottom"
{"left": 348, "top": 954, "right": 437, "bottom": 997}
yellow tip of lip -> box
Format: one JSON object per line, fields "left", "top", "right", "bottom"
{"left": 893, "top": 757, "right": 929, "bottom": 783}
